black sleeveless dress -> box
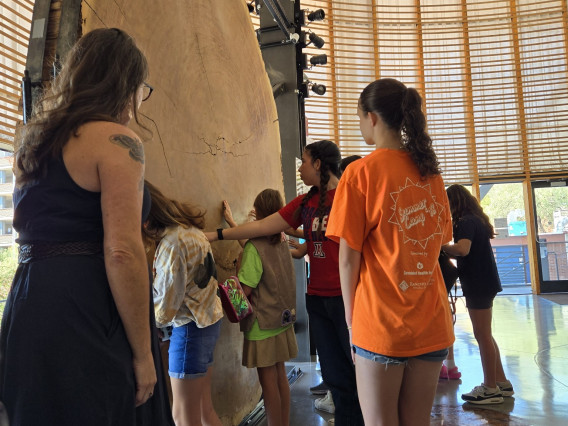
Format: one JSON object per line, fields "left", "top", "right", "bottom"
{"left": 0, "top": 157, "right": 173, "bottom": 426}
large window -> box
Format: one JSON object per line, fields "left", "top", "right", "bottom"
{"left": 0, "top": 195, "right": 12, "bottom": 209}
{"left": 480, "top": 182, "right": 532, "bottom": 292}
{"left": 0, "top": 1, "right": 34, "bottom": 149}
{"left": 301, "top": 0, "right": 568, "bottom": 184}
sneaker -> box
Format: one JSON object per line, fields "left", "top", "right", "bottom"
{"left": 314, "top": 391, "right": 335, "bottom": 414}
{"left": 497, "top": 380, "right": 515, "bottom": 397}
{"left": 439, "top": 365, "right": 462, "bottom": 380}
{"left": 461, "top": 384, "right": 504, "bottom": 405}
{"left": 310, "top": 381, "right": 329, "bottom": 395}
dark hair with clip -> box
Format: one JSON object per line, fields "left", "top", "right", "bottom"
{"left": 340, "top": 155, "right": 362, "bottom": 174}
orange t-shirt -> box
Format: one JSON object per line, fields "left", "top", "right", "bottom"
{"left": 326, "top": 149, "right": 455, "bottom": 357}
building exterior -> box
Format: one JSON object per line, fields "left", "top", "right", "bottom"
{"left": 0, "top": 152, "right": 15, "bottom": 249}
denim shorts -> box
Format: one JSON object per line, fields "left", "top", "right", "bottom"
{"left": 353, "top": 345, "right": 448, "bottom": 365}
{"left": 168, "top": 320, "right": 221, "bottom": 379}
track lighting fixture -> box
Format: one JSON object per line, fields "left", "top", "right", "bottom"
{"left": 300, "top": 53, "right": 328, "bottom": 69}
{"left": 308, "top": 9, "right": 325, "bottom": 22}
{"left": 309, "top": 54, "right": 327, "bottom": 66}
{"left": 309, "top": 32, "right": 325, "bottom": 49}
{"left": 311, "top": 83, "right": 326, "bottom": 96}
{"left": 298, "top": 81, "right": 327, "bottom": 98}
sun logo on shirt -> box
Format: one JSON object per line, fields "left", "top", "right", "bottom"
{"left": 389, "top": 178, "right": 445, "bottom": 249}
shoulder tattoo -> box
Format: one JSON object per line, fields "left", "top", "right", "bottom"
{"left": 109, "top": 134, "right": 145, "bottom": 164}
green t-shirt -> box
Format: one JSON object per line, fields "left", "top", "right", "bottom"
{"left": 238, "top": 242, "right": 292, "bottom": 341}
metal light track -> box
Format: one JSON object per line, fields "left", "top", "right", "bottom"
{"left": 262, "top": 0, "right": 292, "bottom": 39}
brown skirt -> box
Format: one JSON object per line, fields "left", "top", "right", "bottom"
{"left": 242, "top": 326, "right": 298, "bottom": 368}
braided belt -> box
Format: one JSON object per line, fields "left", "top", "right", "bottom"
{"left": 18, "top": 241, "right": 103, "bottom": 264}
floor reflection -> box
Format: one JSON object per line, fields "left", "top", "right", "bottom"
{"left": 278, "top": 294, "right": 568, "bottom": 426}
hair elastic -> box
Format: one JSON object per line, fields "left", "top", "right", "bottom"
{"left": 217, "top": 228, "right": 224, "bottom": 240}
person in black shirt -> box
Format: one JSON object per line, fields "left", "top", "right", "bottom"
{"left": 443, "top": 184, "right": 514, "bottom": 405}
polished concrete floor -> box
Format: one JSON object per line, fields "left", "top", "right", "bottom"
{"left": 259, "top": 293, "right": 568, "bottom": 426}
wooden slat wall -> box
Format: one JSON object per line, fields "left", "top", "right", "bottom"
{"left": 0, "top": 0, "right": 34, "bottom": 147}
{"left": 298, "top": 0, "right": 568, "bottom": 184}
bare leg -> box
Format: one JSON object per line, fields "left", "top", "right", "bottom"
{"left": 443, "top": 302, "right": 456, "bottom": 368}
{"left": 275, "top": 362, "right": 291, "bottom": 426}
{"left": 493, "top": 337, "right": 508, "bottom": 382}
{"left": 399, "top": 358, "right": 443, "bottom": 426}
{"left": 468, "top": 308, "right": 497, "bottom": 387}
{"left": 447, "top": 344, "right": 455, "bottom": 362}
{"left": 354, "top": 353, "right": 404, "bottom": 426}
{"left": 258, "top": 365, "right": 283, "bottom": 426}
{"left": 200, "top": 368, "right": 222, "bottom": 426}
{"left": 171, "top": 375, "right": 206, "bottom": 426}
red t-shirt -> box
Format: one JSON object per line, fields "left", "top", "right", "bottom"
{"left": 279, "top": 189, "right": 341, "bottom": 297}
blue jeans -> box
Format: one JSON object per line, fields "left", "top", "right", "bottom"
{"left": 168, "top": 320, "right": 221, "bottom": 379}
{"left": 306, "top": 294, "right": 364, "bottom": 426}
{"left": 353, "top": 346, "right": 449, "bottom": 365}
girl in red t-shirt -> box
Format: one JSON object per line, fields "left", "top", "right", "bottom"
{"left": 206, "top": 140, "right": 364, "bottom": 425}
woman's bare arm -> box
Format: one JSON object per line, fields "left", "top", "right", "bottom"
{"left": 97, "top": 124, "right": 156, "bottom": 406}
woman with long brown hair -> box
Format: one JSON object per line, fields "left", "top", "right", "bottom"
{"left": 0, "top": 28, "right": 156, "bottom": 425}
{"left": 143, "top": 181, "right": 223, "bottom": 426}
{"left": 443, "top": 184, "right": 514, "bottom": 405}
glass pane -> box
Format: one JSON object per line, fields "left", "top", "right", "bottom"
{"left": 533, "top": 185, "right": 568, "bottom": 281}
{"left": 480, "top": 183, "right": 531, "bottom": 293}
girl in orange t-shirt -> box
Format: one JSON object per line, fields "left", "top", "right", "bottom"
{"left": 327, "top": 78, "right": 455, "bottom": 426}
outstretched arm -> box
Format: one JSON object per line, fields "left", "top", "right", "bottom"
{"left": 206, "top": 210, "right": 290, "bottom": 242}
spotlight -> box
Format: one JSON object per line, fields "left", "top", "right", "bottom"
{"left": 309, "top": 32, "right": 325, "bottom": 49}
{"left": 300, "top": 54, "right": 328, "bottom": 69}
{"left": 310, "top": 54, "right": 327, "bottom": 66}
{"left": 311, "top": 83, "right": 326, "bottom": 96}
{"left": 308, "top": 9, "right": 325, "bottom": 22}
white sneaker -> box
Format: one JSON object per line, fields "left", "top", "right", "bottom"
{"left": 461, "top": 384, "right": 504, "bottom": 405}
{"left": 314, "top": 390, "right": 335, "bottom": 414}
{"left": 497, "top": 380, "right": 515, "bottom": 397}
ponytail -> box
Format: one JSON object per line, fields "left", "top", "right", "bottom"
{"left": 314, "top": 160, "right": 331, "bottom": 236}
{"left": 400, "top": 87, "right": 440, "bottom": 177}
{"left": 294, "top": 186, "right": 318, "bottom": 225}
{"left": 359, "top": 78, "right": 440, "bottom": 178}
